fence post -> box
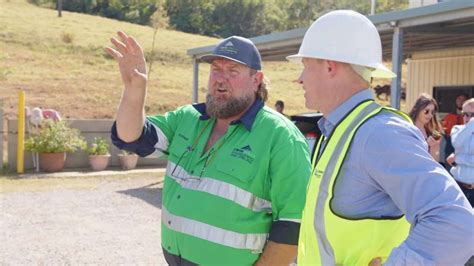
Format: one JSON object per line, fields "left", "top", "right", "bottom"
{"left": 0, "top": 100, "right": 3, "bottom": 169}
{"left": 17, "top": 91, "right": 25, "bottom": 174}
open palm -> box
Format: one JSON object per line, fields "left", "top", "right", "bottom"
{"left": 106, "top": 31, "right": 147, "bottom": 91}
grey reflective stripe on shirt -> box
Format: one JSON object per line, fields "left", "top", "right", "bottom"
{"left": 314, "top": 102, "right": 380, "bottom": 265}
{"left": 162, "top": 207, "right": 268, "bottom": 252}
{"left": 150, "top": 123, "right": 169, "bottom": 151}
{"left": 166, "top": 162, "right": 272, "bottom": 212}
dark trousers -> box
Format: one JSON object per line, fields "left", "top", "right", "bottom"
{"left": 457, "top": 181, "right": 474, "bottom": 207}
{"left": 162, "top": 248, "right": 197, "bottom": 266}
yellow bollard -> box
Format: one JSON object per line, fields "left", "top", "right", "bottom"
{"left": 17, "top": 90, "right": 25, "bottom": 174}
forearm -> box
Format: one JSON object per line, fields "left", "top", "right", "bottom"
{"left": 116, "top": 87, "right": 147, "bottom": 142}
{"left": 255, "top": 241, "right": 297, "bottom": 266}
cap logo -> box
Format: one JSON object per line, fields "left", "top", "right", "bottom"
{"left": 219, "top": 41, "right": 238, "bottom": 54}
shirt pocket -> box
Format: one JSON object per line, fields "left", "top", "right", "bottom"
{"left": 216, "top": 154, "right": 257, "bottom": 183}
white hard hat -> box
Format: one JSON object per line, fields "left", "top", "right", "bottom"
{"left": 287, "top": 10, "right": 395, "bottom": 79}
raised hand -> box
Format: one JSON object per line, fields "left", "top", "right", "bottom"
{"left": 106, "top": 31, "right": 147, "bottom": 91}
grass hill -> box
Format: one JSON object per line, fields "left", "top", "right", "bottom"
{"left": 0, "top": 0, "right": 312, "bottom": 120}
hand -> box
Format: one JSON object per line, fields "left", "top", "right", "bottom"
{"left": 368, "top": 257, "right": 382, "bottom": 266}
{"left": 426, "top": 136, "right": 441, "bottom": 147}
{"left": 447, "top": 153, "right": 456, "bottom": 166}
{"left": 105, "top": 31, "right": 147, "bottom": 91}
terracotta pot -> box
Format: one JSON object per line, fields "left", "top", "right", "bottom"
{"left": 118, "top": 154, "right": 139, "bottom": 170}
{"left": 39, "top": 152, "right": 66, "bottom": 172}
{"left": 89, "top": 154, "right": 110, "bottom": 171}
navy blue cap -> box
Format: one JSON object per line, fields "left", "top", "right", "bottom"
{"left": 200, "top": 36, "right": 262, "bottom": 70}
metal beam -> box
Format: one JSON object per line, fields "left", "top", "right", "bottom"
{"left": 391, "top": 27, "right": 404, "bottom": 109}
{"left": 405, "top": 25, "right": 474, "bottom": 34}
{"left": 192, "top": 58, "right": 199, "bottom": 103}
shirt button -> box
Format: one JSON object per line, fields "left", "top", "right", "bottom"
{"left": 168, "top": 220, "right": 171, "bottom": 225}
{"left": 190, "top": 170, "right": 194, "bottom": 174}
{"left": 167, "top": 246, "right": 171, "bottom": 250}
{"left": 177, "top": 195, "right": 181, "bottom": 199}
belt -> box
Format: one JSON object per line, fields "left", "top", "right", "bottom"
{"left": 458, "top": 181, "right": 474, "bottom": 190}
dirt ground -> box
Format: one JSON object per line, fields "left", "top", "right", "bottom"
{"left": 0, "top": 173, "right": 167, "bottom": 265}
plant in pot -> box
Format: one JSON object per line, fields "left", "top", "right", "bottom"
{"left": 87, "top": 137, "right": 110, "bottom": 171}
{"left": 118, "top": 150, "right": 139, "bottom": 170}
{"left": 25, "top": 120, "right": 86, "bottom": 172}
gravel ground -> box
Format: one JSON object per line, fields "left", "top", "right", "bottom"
{"left": 0, "top": 174, "right": 167, "bottom": 265}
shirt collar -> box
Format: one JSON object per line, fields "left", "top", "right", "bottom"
{"left": 192, "top": 98, "right": 264, "bottom": 131}
{"left": 317, "top": 89, "right": 374, "bottom": 137}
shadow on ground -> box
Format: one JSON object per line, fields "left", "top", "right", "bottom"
{"left": 117, "top": 181, "right": 163, "bottom": 209}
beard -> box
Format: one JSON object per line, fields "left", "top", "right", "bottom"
{"left": 206, "top": 89, "right": 254, "bottom": 119}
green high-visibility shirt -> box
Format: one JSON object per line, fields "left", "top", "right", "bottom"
{"left": 147, "top": 100, "right": 311, "bottom": 265}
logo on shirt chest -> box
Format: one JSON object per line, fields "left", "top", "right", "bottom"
{"left": 231, "top": 145, "right": 254, "bottom": 164}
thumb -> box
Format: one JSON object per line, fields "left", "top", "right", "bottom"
{"left": 132, "top": 68, "right": 147, "bottom": 79}
{"left": 368, "top": 257, "right": 382, "bottom": 266}
{"left": 132, "top": 68, "right": 142, "bottom": 76}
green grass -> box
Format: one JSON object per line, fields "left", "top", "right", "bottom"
{"left": 0, "top": 0, "right": 398, "bottom": 120}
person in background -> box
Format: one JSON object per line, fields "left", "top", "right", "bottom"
{"left": 106, "top": 32, "right": 311, "bottom": 265}
{"left": 443, "top": 93, "right": 469, "bottom": 169}
{"left": 274, "top": 100, "right": 289, "bottom": 118}
{"left": 447, "top": 98, "right": 474, "bottom": 207}
{"left": 287, "top": 10, "right": 474, "bottom": 265}
{"left": 409, "top": 93, "right": 444, "bottom": 162}
{"left": 275, "top": 100, "right": 285, "bottom": 114}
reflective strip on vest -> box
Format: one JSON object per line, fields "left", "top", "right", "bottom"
{"left": 314, "top": 102, "right": 381, "bottom": 265}
{"left": 166, "top": 162, "right": 272, "bottom": 212}
{"left": 162, "top": 207, "right": 268, "bottom": 251}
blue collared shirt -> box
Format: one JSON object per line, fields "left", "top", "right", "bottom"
{"left": 450, "top": 120, "right": 474, "bottom": 184}
{"left": 318, "top": 89, "right": 474, "bottom": 265}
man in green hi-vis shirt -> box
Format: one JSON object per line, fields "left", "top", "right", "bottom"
{"left": 106, "top": 32, "right": 311, "bottom": 265}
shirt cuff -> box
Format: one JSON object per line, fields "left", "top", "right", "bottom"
{"left": 267, "top": 220, "right": 300, "bottom": 245}
{"left": 110, "top": 120, "right": 158, "bottom": 157}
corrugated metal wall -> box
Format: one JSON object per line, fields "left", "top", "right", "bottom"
{"left": 405, "top": 47, "right": 474, "bottom": 112}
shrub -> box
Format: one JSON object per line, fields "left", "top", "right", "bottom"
{"left": 87, "top": 137, "right": 110, "bottom": 155}
{"left": 25, "top": 120, "right": 86, "bottom": 153}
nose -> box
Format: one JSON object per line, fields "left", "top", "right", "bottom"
{"left": 294, "top": 74, "right": 303, "bottom": 85}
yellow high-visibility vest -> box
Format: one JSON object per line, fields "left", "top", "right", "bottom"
{"left": 298, "top": 100, "right": 411, "bottom": 265}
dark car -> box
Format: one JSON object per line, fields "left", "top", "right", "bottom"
{"left": 290, "top": 112, "right": 323, "bottom": 158}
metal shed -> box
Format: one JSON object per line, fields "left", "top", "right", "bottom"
{"left": 187, "top": 1, "right": 474, "bottom": 110}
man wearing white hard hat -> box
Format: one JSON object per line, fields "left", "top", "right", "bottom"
{"left": 287, "top": 10, "right": 474, "bottom": 265}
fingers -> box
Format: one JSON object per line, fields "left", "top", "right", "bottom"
{"left": 117, "top": 31, "right": 136, "bottom": 54}
{"left": 117, "top": 31, "right": 129, "bottom": 45}
{"left": 128, "top": 36, "right": 144, "bottom": 56}
{"left": 105, "top": 47, "right": 122, "bottom": 60}
{"left": 110, "top": 37, "right": 127, "bottom": 55}
{"left": 116, "top": 31, "right": 144, "bottom": 56}
{"left": 368, "top": 257, "right": 382, "bottom": 266}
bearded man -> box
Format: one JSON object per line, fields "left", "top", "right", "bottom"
{"left": 107, "top": 32, "right": 311, "bottom": 266}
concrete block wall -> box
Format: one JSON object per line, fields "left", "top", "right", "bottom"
{"left": 7, "top": 119, "right": 167, "bottom": 171}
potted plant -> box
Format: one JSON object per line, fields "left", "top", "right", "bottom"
{"left": 118, "top": 150, "right": 139, "bottom": 170}
{"left": 25, "top": 120, "right": 86, "bottom": 172}
{"left": 87, "top": 137, "right": 110, "bottom": 171}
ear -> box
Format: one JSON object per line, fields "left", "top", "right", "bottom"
{"left": 253, "top": 71, "right": 264, "bottom": 89}
{"left": 325, "top": 60, "right": 339, "bottom": 78}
